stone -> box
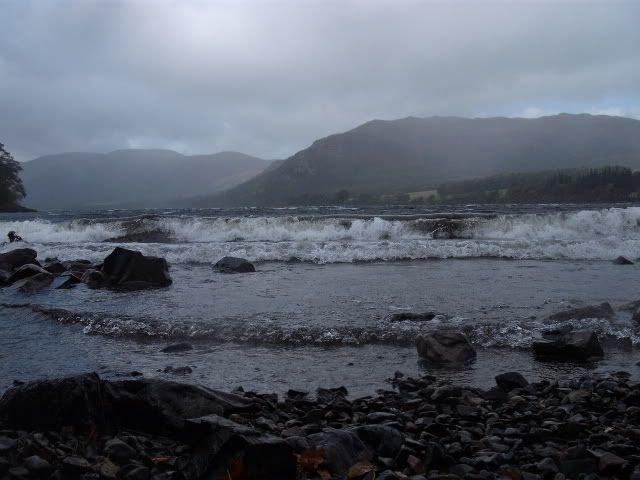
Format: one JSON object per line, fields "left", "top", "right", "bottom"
{"left": 306, "top": 428, "right": 370, "bottom": 478}
{"left": 81, "top": 269, "right": 109, "bottom": 289}
{"left": 104, "top": 438, "right": 137, "bottom": 462}
{"left": 389, "top": 312, "right": 436, "bottom": 322}
{"left": 533, "top": 330, "right": 604, "bottom": 361}
{"left": 213, "top": 256, "right": 256, "bottom": 273}
{"left": 351, "top": 425, "right": 405, "bottom": 459}
{"left": 547, "top": 302, "right": 614, "bottom": 321}
{"left": 62, "top": 456, "right": 92, "bottom": 473}
{"left": 416, "top": 331, "right": 476, "bottom": 364}
{"left": 161, "top": 343, "right": 193, "bottom": 353}
{"left": 102, "top": 247, "right": 172, "bottom": 288}
{"left": 598, "top": 452, "right": 627, "bottom": 474}
{"left": 11, "top": 271, "right": 53, "bottom": 292}
{"left": 23, "top": 455, "right": 52, "bottom": 473}
{"left": 613, "top": 256, "right": 634, "bottom": 265}
{"left": 6, "top": 264, "right": 49, "bottom": 285}
{"left": 495, "top": 372, "right": 529, "bottom": 390}
{"left": 0, "top": 248, "right": 38, "bottom": 271}
{"left": 44, "top": 261, "right": 67, "bottom": 274}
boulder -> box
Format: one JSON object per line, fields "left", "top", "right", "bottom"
{"left": 61, "top": 259, "right": 93, "bottom": 271}
{"left": 102, "top": 247, "right": 171, "bottom": 288}
{"left": 6, "top": 264, "right": 49, "bottom": 285}
{"left": 614, "top": 256, "right": 634, "bottom": 265}
{"left": 350, "top": 425, "right": 405, "bottom": 459}
{"left": 0, "top": 269, "right": 11, "bottom": 286}
{"left": 547, "top": 302, "right": 614, "bottom": 321}
{"left": 533, "top": 329, "right": 604, "bottom": 361}
{"left": 306, "top": 428, "right": 370, "bottom": 478}
{"left": 0, "top": 248, "right": 38, "bottom": 271}
{"left": 495, "top": 372, "right": 529, "bottom": 390}
{"left": 416, "top": 331, "right": 476, "bottom": 364}
{"left": 81, "top": 269, "right": 109, "bottom": 289}
{"left": 44, "top": 261, "right": 67, "bottom": 275}
{"left": 53, "top": 272, "right": 82, "bottom": 289}
{"left": 184, "top": 415, "right": 296, "bottom": 480}
{"left": 0, "top": 373, "right": 255, "bottom": 434}
{"left": 11, "top": 272, "right": 53, "bottom": 292}
{"left": 389, "top": 312, "right": 436, "bottom": 322}
{"left": 213, "top": 256, "right": 256, "bottom": 273}
{"left": 161, "top": 342, "right": 194, "bottom": 353}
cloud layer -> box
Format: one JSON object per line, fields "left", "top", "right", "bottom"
{"left": 1, "top": 0, "right": 639, "bottom": 161}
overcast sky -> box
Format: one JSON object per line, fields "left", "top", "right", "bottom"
{"left": 1, "top": 0, "right": 639, "bottom": 161}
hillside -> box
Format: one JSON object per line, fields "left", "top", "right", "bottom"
{"left": 196, "top": 114, "right": 640, "bottom": 206}
{"left": 20, "top": 149, "right": 271, "bottom": 209}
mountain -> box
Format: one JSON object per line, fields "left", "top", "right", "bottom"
{"left": 20, "top": 149, "right": 271, "bottom": 209}
{"left": 196, "top": 114, "right": 640, "bottom": 206}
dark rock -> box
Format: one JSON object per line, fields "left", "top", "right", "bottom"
{"left": 184, "top": 414, "right": 296, "bottom": 480}
{"left": 161, "top": 343, "right": 193, "bottom": 353}
{"left": 495, "top": 372, "right": 529, "bottom": 390}
{"left": 8, "top": 466, "right": 30, "bottom": 478}
{"left": 61, "top": 259, "right": 93, "bottom": 271}
{"left": 559, "top": 458, "right": 597, "bottom": 476}
{"left": 104, "top": 438, "right": 137, "bottom": 462}
{"left": 6, "top": 264, "right": 49, "bottom": 285}
{"left": 44, "top": 261, "right": 67, "bottom": 274}
{"left": 81, "top": 269, "right": 109, "bottom": 289}
{"left": 614, "top": 256, "right": 634, "bottom": 265}
{"left": 351, "top": 425, "right": 404, "bottom": 459}
{"left": 163, "top": 366, "right": 193, "bottom": 375}
{"left": 0, "top": 248, "right": 38, "bottom": 271}
{"left": 0, "top": 436, "right": 17, "bottom": 452}
{"left": 62, "top": 457, "right": 92, "bottom": 473}
{"left": 389, "top": 312, "right": 436, "bottom": 322}
{"left": 53, "top": 272, "right": 82, "bottom": 289}
{"left": 213, "top": 256, "right": 256, "bottom": 273}
{"left": 547, "top": 302, "right": 614, "bottom": 321}
{"left": 599, "top": 452, "right": 627, "bottom": 474}
{"left": 120, "top": 465, "right": 150, "bottom": 480}
{"left": 533, "top": 329, "right": 604, "bottom": 361}
{"left": 0, "top": 268, "right": 10, "bottom": 286}
{"left": 102, "top": 247, "right": 172, "bottom": 288}
{"left": 23, "top": 455, "right": 52, "bottom": 473}
{"left": 306, "top": 428, "right": 370, "bottom": 478}
{"left": 416, "top": 331, "right": 476, "bottom": 364}
{"left": 11, "top": 272, "right": 53, "bottom": 292}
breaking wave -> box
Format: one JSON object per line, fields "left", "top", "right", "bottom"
{"left": 1, "top": 206, "right": 640, "bottom": 263}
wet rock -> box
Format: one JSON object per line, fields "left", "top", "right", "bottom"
{"left": 6, "top": 264, "right": 49, "bottom": 285}
{"left": 533, "top": 329, "right": 604, "bottom": 361}
{"left": 104, "top": 438, "right": 136, "bottom": 462}
{"left": 53, "top": 272, "right": 82, "bottom": 289}
{"left": 23, "top": 455, "right": 52, "bottom": 473}
{"left": 351, "top": 425, "right": 404, "bottom": 459}
{"left": 0, "top": 248, "right": 38, "bottom": 272}
{"left": 547, "top": 302, "right": 614, "bottom": 321}
{"left": 0, "top": 268, "right": 10, "bottom": 285}
{"left": 495, "top": 372, "right": 529, "bottom": 390}
{"left": 614, "top": 256, "right": 634, "bottom": 265}
{"left": 213, "top": 256, "right": 256, "bottom": 273}
{"left": 61, "top": 259, "right": 93, "bottom": 271}
{"left": 389, "top": 312, "right": 436, "bottom": 322}
{"left": 306, "top": 428, "right": 370, "bottom": 478}
{"left": 161, "top": 343, "right": 193, "bottom": 353}
{"left": 11, "top": 271, "right": 53, "bottom": 292}
{"left": 0, "top": 436, "right": 17, "bottom": 452}
{"left": 559, "top": 458, "right": 597, "bottom": 476}
{"left": 599, "top": 452, "right": 627, "bottom": 474}
{"left": 416, "top": 331, "right": 476, "bottom": 364}
{"left": 185, "top": 414, "right": 296, "bottom": 480}
{"left": 62, "top": 456, "right": 92, "bottom": 473}
{"left": 44, "top": 261, "right": 67, "bottom": 275}
{"left": 81, "top": 269, "right": 109, "bottom": 289}
{"left": 163, "top": 366, "right": 193, "bottom": 375}
{"left": 102, "top": 247, "right": 172, "bottom": 288}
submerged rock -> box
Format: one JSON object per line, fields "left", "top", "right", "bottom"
{"left": 533, "top": 329, "right": 604, "bottom": 361}
{"left": 416, "top": 331, "right": 476, "bottom": 364}
{"left": 102, "top": 247, "right": 172, "bottom": 288}
{"left": 495, "top": 371, "right": 529, "bottom": 390}
{"left": 81, "top": 269, "right": 108, "bottom": 289}
{"left": 213, "top": 256, "right": 256, "bottom": 273}
{"left": 389, "top": 312, "right": 436, "bottom": 322}
{"left": 161, "top": 342, "right": 194, "bottom": 353}
{"left": 11, "top": 272, "right": 53, "bottom": 292}
{"left": 614, "top": 255, "right": 634, "bottom": 265}
{"left": 547, "top": 302, "right": 615, "bottom": 321}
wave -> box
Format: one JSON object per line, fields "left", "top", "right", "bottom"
{"left": 1, "top": 206, "right": 640, "bottom": 263}
{"left": 3, "top": 303, "right": 638, "bottom": 349}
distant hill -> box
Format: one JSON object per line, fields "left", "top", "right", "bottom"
{"left": 196, "top": 114, "right": 640, "bottom": 206}
{"left": 20, "top": 149, "right": 271, "bottom": 209}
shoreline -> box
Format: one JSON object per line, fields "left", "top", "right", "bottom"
{"left": 1, "top": 371, "right": 639, "bottom": 479}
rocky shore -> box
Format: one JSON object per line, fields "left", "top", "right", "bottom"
{"left": 1, "top": 371, "right": 640, "bottom": 480}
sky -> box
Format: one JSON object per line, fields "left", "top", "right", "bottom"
{"left": 1, "top": 0, "right": 639, "bottom": 162}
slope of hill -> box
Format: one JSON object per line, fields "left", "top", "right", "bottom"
{"left": 20, "top": 149, "right": 271, "bottom": 209}
{"left": 197, "top": 114, "right": 640, "bottom": 206}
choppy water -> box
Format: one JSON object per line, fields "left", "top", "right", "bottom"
{"left": 1, "top": 204, "right": 640, "bottom": 394}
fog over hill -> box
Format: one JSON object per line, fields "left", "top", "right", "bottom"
{"left": 20, "top": 149, "right": 271, "bottom": 210}
{"left": 196, "top": 114, "right": 640, "bottom": 206}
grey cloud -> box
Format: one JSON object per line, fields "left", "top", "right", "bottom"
{"left": 1, "top": 0, "right": 639, "bottom": 161}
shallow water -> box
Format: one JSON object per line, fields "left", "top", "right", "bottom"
{"left": 1, "top": 204, "right": 640, "bottom": 395}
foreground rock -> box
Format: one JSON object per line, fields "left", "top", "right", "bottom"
{"left": 213, "top": 256, "right": 256, "bottom": 273}
{"left": 533, "top": 329, "right": 604, "bottom": 361}
{"left": 2, "top": 371, "right": 640, "bottom": 479}
{"left": 614, "top": 255, "right": 634, "bottom": 265}
{"left": 103, "top": 247, "right": 172, "bottom": 288}
{"left": 416, "top": 331, "right": 476, "bottom": 364}
{"left": 547, "top": 302, "right": 615, "bottom": 321}
{"left": 0, "top": 248, "right": 38, "bottom": 271}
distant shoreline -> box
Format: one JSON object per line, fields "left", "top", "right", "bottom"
{"left": 0, "top": 204, "right": 37, "bottom": 213}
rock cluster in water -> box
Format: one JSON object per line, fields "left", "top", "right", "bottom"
{"left": 0, "top": 247, "right": 171, "bottom": 291}
{"left": 1, "top": 371, "right": 640, "bottom": 479}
